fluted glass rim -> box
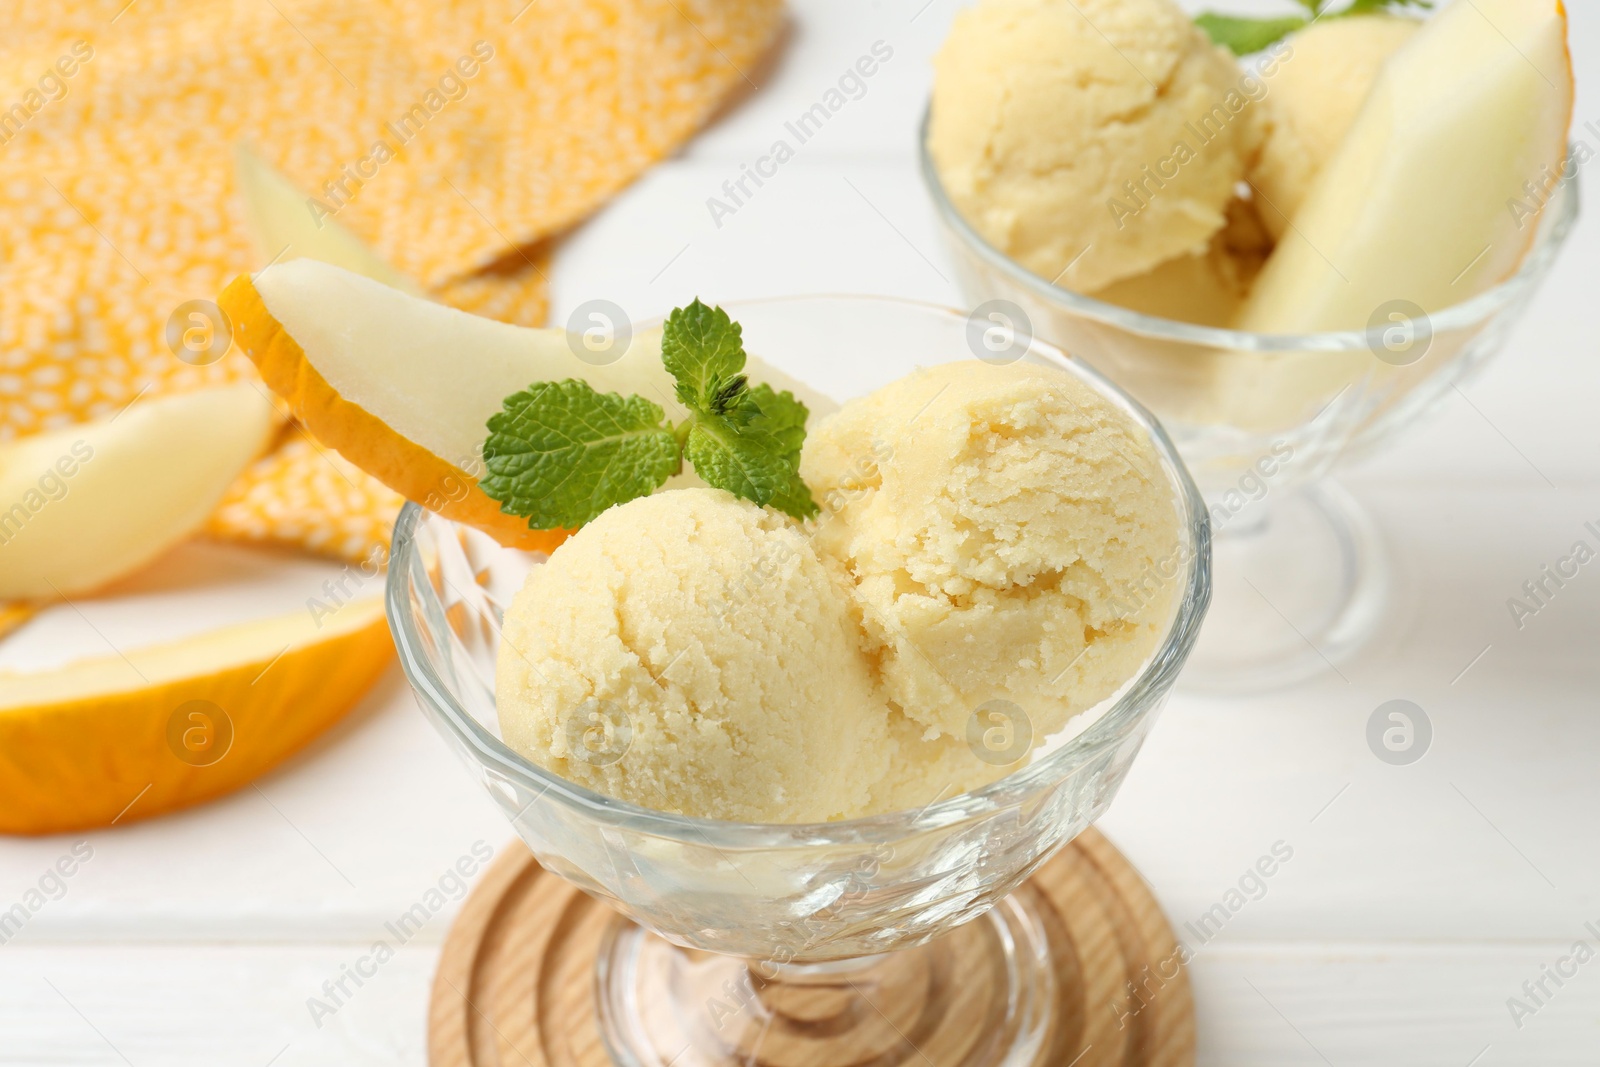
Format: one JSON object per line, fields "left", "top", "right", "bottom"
{"left": 917, "top": 106, "right": 1582, "bottom": 351}
{"left": 385, "top": 294, "right": 1213, "bottom": 847}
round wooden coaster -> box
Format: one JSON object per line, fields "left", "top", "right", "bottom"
{"left": 429, "top": 827, "right": 1194, "bottom": 1067}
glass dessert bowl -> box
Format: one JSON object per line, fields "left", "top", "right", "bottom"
{"left": 387, "top": 296, "right": 1211, "bottom": 1067}
{"left": 920, "top": 114, "right": 1579, "bottom": 691}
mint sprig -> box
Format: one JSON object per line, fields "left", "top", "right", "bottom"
{"left": 1196, "top": 0, "right": 1430, "bottom": 55}
{"left": 480, "top": 382, "right": 680, "bottom": 529}
{"left": 481, "top": 299, "right": 820, "bottom": 529}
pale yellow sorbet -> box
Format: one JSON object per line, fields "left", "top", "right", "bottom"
{"left": 1090, "top": 196, "right": 1274, "bottom": 327}
{"left": 869, "top": 712, "right": 1012, "bottom": 814}
{"left": 496, "top": 488, "right": 892, "bottom": 823}
{"left": 1248, "top": 15, "right": 1420, "bottom": 240}
{"left": 801, "top": 360, "right": 1181, "bottom": 743}
{"left": 928, "top": 0, "right": 1256, "bottom": 293}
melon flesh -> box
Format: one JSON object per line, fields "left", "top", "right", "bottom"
{"left": 0, "top": 384, "right": 277, "bottom": 599}
{"left": 0, "top": 594, "right": 384, "bottom": 709}
{"left": 1238, "top": 0, "right": 1573, "bottom": 332}
{"left": 250, "top": 259, "right": 836, "bottom": 478}
{"left": 234, "top": 143, "right": 424, "bottom": 295}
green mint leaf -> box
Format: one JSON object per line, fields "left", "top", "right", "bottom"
{"left": 661, "top": 299, "right": 747, "bottom": 413}
{"left": 744, "top": 384, "right": 818, "bottom": 519}
{"left": 1199, "top": 0, "right": 1432, "bottom": 53}
{"left": 481, "top": 380, "right": 679, "bottom": 529}
{"left": 745, "top": 384, "right": 808, "bottom": 453}
{"left": 663, "top": 301, "right": 820, "bottom": 520}
{"left": 762, "top": 471, "right": 820, "bottom": 520}
{"left": 1195, "top": 12, "right": 1307, "bottom": 53}
{"left": 709, "top": 373, "right": 754, "bottom": 423}
{"left": 1344, "top": 0, "right": 1431, "bottom": 12}
{"left": 683, "top": 418, "right": 792, "bottom": 511}
{"left": 710, "top": 374, "right": 748, "bottom": 412}
{"left": 716, "top": 389, "right": 765, "bottom": 430}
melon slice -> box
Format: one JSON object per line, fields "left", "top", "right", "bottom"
{"left": 0, "top": 604, "right": 34, "bottom": 641}
{"left": 234, "top": 143, "right": 424, "bottom": 295}
{"left": 0, "top": 594, "right": 392, "bottom": 834}
{"left": 0, "top": 383, "right": 278, "bottom": 599}
{"left": 220, "top": 260, "right": 835, "bottom": 549}
{"left": 1238, "top": 0, "right": 1573, "bottom": 332}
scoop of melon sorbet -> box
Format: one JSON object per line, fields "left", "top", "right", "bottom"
{"left": 496, "top": 488, "right": 896, "bottom": 823}
{"left": 801, "top": 360, "right": 1182, "bottom": 744}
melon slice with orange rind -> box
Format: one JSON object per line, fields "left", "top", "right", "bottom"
{"left": 220, "top": 260, "right": 835, "bottom": 549}
{"left": 0, "top": 594, "right": 392, "bottom": 834}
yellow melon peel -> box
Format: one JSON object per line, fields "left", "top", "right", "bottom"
{"left": 0, "top": 596, "right": 393, "bottom": 835}
{"left": 219, "top": 273, "right": 567, "bottom": 554}
{"left": 0, "top": 604, "right": 35, "bottom": 642}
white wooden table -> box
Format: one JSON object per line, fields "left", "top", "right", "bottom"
{"left": 4, "top": 2, "right": 1598, "bottom": 1063}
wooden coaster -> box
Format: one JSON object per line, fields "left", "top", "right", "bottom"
{"left": 429, "top": 827, "right": 1195, "bottom": 1067}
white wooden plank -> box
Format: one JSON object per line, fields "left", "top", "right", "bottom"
{"left": 2, "top": 943, "right": 1597, "bottom": 1066}
{"left": 1188, "top": 944, "right": 1600, "bottom": 1067}
{"left": 0, "top": 945, "right": 434, "bottom": 1066}
{"left": 1102, "top": 484, "right": 1600, "bottom": 943}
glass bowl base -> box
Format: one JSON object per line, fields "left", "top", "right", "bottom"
{"left": 596, "top": 894, "right": 1055, "bottom": 1067}
{"left": 1180, "top": 481, "right": 1389, "bottom": 694}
